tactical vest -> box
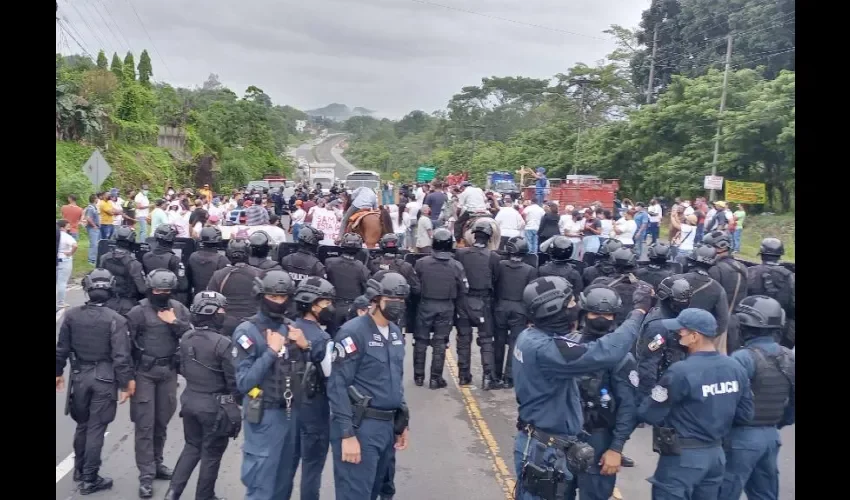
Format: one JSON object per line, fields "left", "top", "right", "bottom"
{"left": 327, "top": 257, "right": 366, "bottom": 300}
{"left": 189, "top": 250, "right": 223, "bottom": 292}
{"left": 577, "top": 355, "right": 629, "bottom": 432}
{"left": 456, "top": 248, "right": 494, "bottom": 292}
{"left": 180, "top": 329, "right": 228, "bottom": 394}
{"left": 754, "top": 265, "right": 794, "bottom": 313}
{"left": 538, "top": 262, "right": 570, "bottom": 280}
{"left": 372, "top": 256, "right": 403, "bottom": 273}
{"left": 281, "top": 251, "right": 320, "bottom": 285}
{"left": 747, "top": 346, "right": 793, "bottom": 426}
{"left": 144, "top": 251, "right": 189, "bottom": 293}
{"left": 496, "top": 262, "right": 534, "bottom": 301}
{"left": 134, "top": 299, "right": 180, "bottom": 358}
{"left": 419, "top": 257, "right": 460, "bottom": 300}
{"left": 250, "top": 256, "right": 281, "bottom": 271}
{"left": 247, "top": 316, "right": 308, "bottom": 406}
{"left": 102, "top": 250, "right": 133, "bottom": 297}
{"left": 67, "top": 305, "right": 118, "bottom": 362}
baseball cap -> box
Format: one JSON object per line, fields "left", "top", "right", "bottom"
{"left": 352, "top": 295, "right": 370, "bottom": 311}
{"left": 661, "top": 308, "right": 718, "bottom": 337}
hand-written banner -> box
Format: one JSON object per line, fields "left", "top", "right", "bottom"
{"left": 725, "top": 181, "right": 766, "bottom": 204}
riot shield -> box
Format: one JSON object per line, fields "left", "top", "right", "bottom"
{"left": 404, "top": 252, "right": 434, "bottom": 267}
{"left": 96, "top": 239, "right": 150, "bottom": 265}
{"left": 368, "top": 248, "right": 410, "bottom": 262}
{"left": 143, "top": 237, "right": 197, "bottom": 269}
{"left": 317, "top": 245, "right": 369, "bottom": 265}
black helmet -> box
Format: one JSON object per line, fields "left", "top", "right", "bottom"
{"left": 688, "top": 244, "right": 717, "bottom": 266}
{"left": 83, "top": 268, "right": 116, "bottom": 292}
{"left": 471, "top": 219, "right": 493, "bottom": 238}
{"left": 758, "top": 238, "right": 784, "bottom": 257}
{"left": 226, "top": 238, "right": 250, "bottom": 262}
{"left": 596, "top": 238, "right": 623, "bottom": 258}
{"left": 578, "top": 286, "right": 622, "bottom": 314}
{"left": 366, "top": 272, "right": 411, "bottom": 299}
{"left": 522, "top": 276, "right": 574, "bottom": 321}
{"left": 113, "top": 226, "right": 136, "bottom": 245}
{"left": 656, "top": 276, "right": 693, "bottom": 312}
{"left": 546, "top": 236, "right": 574, "bottom": 261}
{"left": 609, "top": 248, "right": 637, "bottom": 270}
{"left": 379, "top": 233, "right": 400, "bottom": 253}
{"left": 340, "top": 232, "right": 364, "bottom": 251}
{"left": 248, "top": 231, "right": 272, "bottom": 251}
{"left": 505, "top": 236, "right": 529, "bottom": 255}
{"left": 647, "top": 242, "right": 671, "bottom": 261}
{"left": 297, "top": 225, "right": 324, "bottom": 246}
{"left": 702, "top": 231, "right": 732, "bottom": 251}
{"left": 154, "top": 224, "right": 178, "bottom": 243}
{"left": 199, "top": 227, "right": 223, "bottom": 246}
{"left": 431, "top": 228, "right": 454, "bottom": 252}
{"left": 190, "top": 291, "right": 227, "bottom": 315}
{"left": 294, "top": 277, "right": 336, "bottom": 306}
{"left": 253, "top": 270, "right": 296, "bottom": 296}
{"left": 734, "top": 295, "right": 786, "bottom": 329}
{"left": 146, "top": 269, "right": 178, "bottom": 290}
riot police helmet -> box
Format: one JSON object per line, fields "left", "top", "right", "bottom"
{"left": 253, "top": 269, "right": 296, "bottom": 297}
{"left": 226, "top": 238, "right": 250, "bottom": 263}
{"left": 656, "top": 276, "right": 693, "bottom": 313}
{"left": 471, "top": 219, "right": 494, "bottom": 238}
{"left": 431, "top": 228, "right": 454, "bottom": 252}
{"left": 758, "top": 238, "right": 784, "bottom": 258}
{"left": 578, "top": 286, "right": 622, "bottom": 314}
{"left": 146, "top": 269, "right": 178, "bottom": 291}
{"left": 297, "top": 225, "right": 324, "bottom": 246}
{"left": 702, "top": 230, "right": 732, "bottom": 251}
{"left": 505, "top": 236, "right": 529, "bottom": 255}
{"left": 522, "top": 276, "right": 574, "bottom": 321}
{"left": 154, "top": 224, "right": 178, "bottom": 243}
{"left": 340, "top": 232, "right": 364, "bottom": 253}
{"left": 596, "top": 238, "right": 623, "bottom": 258}
{"left": 609, "top": 247, "right": 637, "bottom": 270}
{"left": 366, "top": 272, "right": 411, "bottom": 300}
{"left": 734, "top": 295, "right": 786, "bottom": 329}
{"left": 379, "top": 233, "right": 400, "bottom": 253}
{"left": 190, "top": 291, "right": 227, "bottom": 316}
{"left": 294, "top": 276, "right": 336, "bottom": 307}
{"left": 546, "top": 236, "right": 574, "bottom": 261}
{"left": 83, "top": 268, "right": 116, "bottom": 292}
{"left": 647, "top": 242, "right": 671, "bottom": 261}
{"left": 248, "top": 230, "right": 272, "bottom": 253}
{"left": 199, "top": 226, "right": 223, "bottom": 246}
{"left": 688, "top": 244, "right": 717, "bottom": 266}
{"left": 113, "top": 226, "right": 136, "bottom": 247}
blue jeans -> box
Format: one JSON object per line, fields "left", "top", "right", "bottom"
{"left": 535, "top": 190, "right": 545, "bottom": 205}
{"left": 99, "top": 224, "right": 114, "bottom": 241}
{"left": 525, "top": 229, "right": 539, "bottom": 254}
{"left": 87, "top": 227, "right": 100, "bottom": 264}
{"left": 56, "top": 259, "right": 73, "bottom": 309}
{"left": 634, "top": 232, "right": 646, "bottom": 257}
{"left": 137, "top": 219, "right": 148, "bottom": 240}
{"left": 396, "top": 232, "right": 406, "bottom": 249}
{"left": 648, "top": 222, "right": 660, "bottom": 244}
{"left": 733, "top": 228, "right": 743, "bottom": 252}
{"left": 292, "top": 223, "right": 303, "bottom": 242}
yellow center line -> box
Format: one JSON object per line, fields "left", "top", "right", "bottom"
{"left": 444, "top": 349, "right": 516, "bottom": 500}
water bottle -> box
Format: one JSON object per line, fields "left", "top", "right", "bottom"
{"left": 600, "top": 388, "right": 611, "bottom": 409}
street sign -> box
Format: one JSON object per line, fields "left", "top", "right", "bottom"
{"left": 82, "top": 149, "right": 112, "bottom": 190}
{"left": 725, "top": 181, "right": 766, "bottom": 204}
{"left": 703, "top": 175, "right": 723, "bottom": 190}
{"left": 392, "top": 171, "right": 400, "bottom": 180}
{"left": 416, "top": 165, "right": 436, "bottom": 183}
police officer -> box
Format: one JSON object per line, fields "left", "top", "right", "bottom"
{"left": 281, "top": 224, "right": 327, "bottom": 286}
{"left": 493, "top": 236, "right": 538, "bottom": 389}
{"left": 747, "top": 238, "right": 795, "bottom": 348}
{"left": 126, "top": 269, "right": 193, "bottom": 498}
{"left": 591, "top": 248, "right": 648, "bottom": 327}
{"left": 98, "top": 226, "right": 148, "bottom": 315}
{"left": 703, "top": 230, "right": 749, "bottom": 354}
{"left": 165, "top": 291, "right": 239, "bottom": 500}
{"left": 142, "top": 224, "right": 190, "bottom": 305}
{"left": 347, "top": 295, "right": 371, "bottom": 321}
{"left": 55, "top": 269, "right": 135, "bottom": 495}
{"left": 207, "top": 239, "right": 263, "bottom": 338}
{"left": 369, "top": 234, "right": 419, "bottom": 332}
{"left": 582, "top": 239, "right": 623, "bottom": 285}
{"left": 248, "top": 230, "right": 283, "bottom": 271}
{"left": 719, "top": 296, "right": 794, "bottom": 500}
{"left": 568, "top": 286, "right": 639, "bottom": 500}
{"left": 538, "top": 236, "right": 584, "bottom": 297}
{"left": 187, "top": 227, "right": 230, "bottom": 295}
{"left": 454, "top": 219, "right": 501, "bottom": 388}
{"left": 232, "top": 270, "right": 311, "bottom": 500}
{"left": 638, "top": 308, "right": 754, "bottom": 500}
{"left": 292, "top": 277, "right": 337, "bottom": 500}
{"left": 512, "top": 277, "right": 653, "bottom": 500}
{"left": 413, "top": 228, "right": 468, "bottom": 389}
{"left": 326, "top": 272, "right": 411, "bottom": 500}
{"left": 635, "top": 242, "right": 675, "bottom": 290}
{"left": 682, "top": 244, "right": 731, "bottom": 341}
{"left": 636, "top": 276, "right": 695, "bottom": 402}
{"left": 326, "top": 233, "right": 371, "bottom": 334}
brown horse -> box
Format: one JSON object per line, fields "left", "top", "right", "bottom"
{"left": 342, "top": 196, "right": 394, "bottom": 248}
{"left": 456, "top": 215, "right": 501, "bottom": 250}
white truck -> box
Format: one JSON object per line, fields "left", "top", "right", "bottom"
{"left": 309, "top": 163, "right": 336, "bottom": 190}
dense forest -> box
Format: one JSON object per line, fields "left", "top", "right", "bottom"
{"left": 341, "top": 0, "right": 795, "bottom": 211}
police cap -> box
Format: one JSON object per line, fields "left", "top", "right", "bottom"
{"left": 734, "top": 295, "right": 786, "bottom": 329}
{"left": 661, "top": 308, "right": 718, "bottom": 337}
{"left": 522, "top": 276, "right": 574, "bottom": 320}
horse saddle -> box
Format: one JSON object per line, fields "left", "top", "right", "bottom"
{"left": 349, "top": 209, "right": 380, "bottom": 230}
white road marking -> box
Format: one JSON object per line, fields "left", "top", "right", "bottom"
{"left": 56, "top": 432, "right": 109, "bottom": 483}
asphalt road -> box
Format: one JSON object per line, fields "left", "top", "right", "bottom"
{"left": 303, "top": 134, "right": 355, "bottom": 182}
{"left": 56, "top": 289, "right": 795, "bottom": 499}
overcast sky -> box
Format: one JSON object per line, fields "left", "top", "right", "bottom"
{"left": 57, "top": 0, "right": 650, "bottom": 119}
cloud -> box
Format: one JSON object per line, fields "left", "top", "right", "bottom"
{"left": 58, "top": 0, "right": 649, "bottom": 118}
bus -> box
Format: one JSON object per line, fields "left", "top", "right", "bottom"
{"left": 344, "top": 170, "right": 381, "bottom": 191}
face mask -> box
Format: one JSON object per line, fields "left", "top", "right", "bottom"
{"left": 142, "top": 190, "right": 149, "bottom": 196}
{"left": 87, "top": 289, "right": 111, "bottom": 304}
{"left": 149, "top": 292, "right": 171, "bottom": 309}
{"left": 317, "top": 305, "right": 336, "bottom": 325}
{"left": 536, "top": 310, "right": 575, "bottom": 334}
{"left": 586, "top": 316, "right": 614, "bottom": 334}
{"left": 261, "top": 297, "right": 288, "bottom": 319}
{"left": 678, "top": 330, "right": 695, "bottom": 351}
{"left": 379, "top": 301, "right": 405, "bottom": 323}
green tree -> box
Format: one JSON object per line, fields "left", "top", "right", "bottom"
{"left": 137, "top": 49, "right": 153, "bottom": 84}
{"left": 123, "top": 51, "right": 136, "bottom": 82}
{"left": 110, "top": 52, "right": 123, "bottom": 81}
{"left": 96, "top": 50, "right": 108, "bottom": 70}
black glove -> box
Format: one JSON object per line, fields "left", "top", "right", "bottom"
{"left": 632, "top": 282, "right": 655, "bottom": 312}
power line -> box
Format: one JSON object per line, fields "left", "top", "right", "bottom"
{"left": 81, "top": 0, "right": 123, "bottom": 54}
{"left": 58, "top": 18, "right": 94, "bottom": 58}
{"left": 95, "top": 0, "right": 134, "bottom": 54}
{"left": 63, "top": 0, "right": 109, "bottom": 54}
{"left": 408, "top": 0, "right": 610, "bottom": 41}
{"left": 124, "top": 0, "right": 174, "bottom": 81}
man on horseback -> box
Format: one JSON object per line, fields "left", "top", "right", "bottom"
{"left": 453, "top": 181, "right": 489, "bottom": 242}
{"left": 339, "top": 186, "right": 379, "bottom": 240}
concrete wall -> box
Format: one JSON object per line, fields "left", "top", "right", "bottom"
{"left": 157, "top": 126, "right": 187, "bottom": 151}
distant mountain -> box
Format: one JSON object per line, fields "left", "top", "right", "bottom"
{"left": 305, "top": 103, "right": 375, "bottom": 121}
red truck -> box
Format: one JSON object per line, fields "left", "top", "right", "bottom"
{"left": 522, "top": 176, "right": 620, "bottom": 213}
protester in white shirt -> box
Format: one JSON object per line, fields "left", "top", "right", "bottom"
{"left": 406, "top": 200, "right": 422, "bottom": 250}
{"left": 458, "top": 186, "right": 487, "bottom": 213}
{"left": 522, "top": 200, "right": 546, "bottom": 254}
{"left": 647, "top": 198, "right": 663, "bottom": 244}
{"left": 134, "top": 186, "right": 150, "bottom": 237}
{"left": 248, "top": 224, "right": 288, "bottom": 245}
{"left": 495, "top": 203, "right": 525, "bottom": 250}
{"left": 56, "top": 220, "right": 78, "bottom": 310}
{"left": 310, "top": 203, "right": 339, "bottom": 243}
{"left": 676, "top": 214, "right": 698, "bottom": 257}
{"left": 613, "top": 210, "right": 637, "bottom": 246}
{"left": 388, "top": 204, "right": 412, "bottom": 248}
{"left": 167, "top": 203, "right": 190, "bottom": 237}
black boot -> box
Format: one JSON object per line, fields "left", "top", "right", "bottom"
{"left": 622, "top": 455, "right": 635, "bottom": 467}
{"left": 458, "top": 373, "right": 473, "bottom": 385}
{"left": 414, "top": 376, "right": 424, "bottom": 387}
{"left": 429, "top": 377, "right": 447, "bottom": 390}
{"left": 413, "top": 339, "right": 429, "bottom": 382}
{"left": 73, "top": 469, "right": 83, "bottom": 482}
{"left": 482, "top": 374, "right": 501, "bottom": 391}
{"left": 501, "top": 377, "right": 514, "bottom": 390}
{"left": 156, "top": 464, "right": 174, "bottom": 480}
{"left": 80, "top": 476, "right": 113, "bottom": 495}
{"left": 430, "top": 336, "right": 448, "bottom": 382}
{"left": 139, "top": 482, "right": 153, "bottom": 498}
{"left": 163, "top": 487, "right": 179, "bottom": 500}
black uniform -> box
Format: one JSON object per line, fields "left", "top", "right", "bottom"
{"left": 143, "top": 248, "right": 190, "bottom": 305}
{"left": 326, "top": 254, "right": 371, "bottom": 332}
{"left": 249, "top": 256, "right": 283, "bottom": 271}
{"left": 582, "top": 259, "right": 617, "bottom": 285}
{"left": 187, "top": 248, "right": 230, "bottom": 295}
{"left": 167, "top": 327, "right": 239, "bottom": 500}
{"left": 454, "top": 245, "right": 501, "bottom": 383}
{"left": 493, "top": 259, "right": 538, "bottom": 385}
{"left": 413, "top": 251, "right": 468, "bottom": 385}
{"left": 747, "top": 263, "right": 795, "bottom": 348}
{"left": 634, "top": 263, "right": 673, "bottom": 291}
{"left": 280, "top": 249, "right": 326, "bottom": 286}
{"left": 126, "top": 298, "right": 192, "bottom": 488}
{"left": 369, "top": 253, "right": 420, "bottom": 331}
{"left": 99, "top": 248, "right": 148, "bottom": 315}
{"left": 56, "top": 303, "right": 133, "bottom": 489}
{"left": 538, "top": 260, "right": 584, "bottom": 297}
{"left": 207, "top": 263, "right": 262, "bottom": 337}
{"left": 708, "top": 254, "right": 749, "bottom": 353}
{"left": 680, "top": 269, "right": 730, "bottom": 335}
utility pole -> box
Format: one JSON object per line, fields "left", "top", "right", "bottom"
{"left": 709, "top": 34, "right": 734, "bottom": 201}
{"left": 570, "top": 77, "right": 595, "bottom": 176}
{"left": 645, "top": 25, "right": 659, "bottom": 104}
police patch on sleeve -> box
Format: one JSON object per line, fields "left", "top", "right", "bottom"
{"left": 651, "top": 385, "right": 668, "bottom": 403}
{"left": 333, "top": 342, "right": 347, "bottom": 362}
{"left": 648, "top": 334, "right": 665, "bottom": 351}
{"left": 629, "top": 370, "right": 639, "bottom": 387}
{"left": 237, "top": 335, "right": 254, "bottom": 350}
{"left": 232, "top": 346, "right": 238, "bottom": 358}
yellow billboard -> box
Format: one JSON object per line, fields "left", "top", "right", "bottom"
{"left": 725, "top": 181, "right": 766, "bottom": 204}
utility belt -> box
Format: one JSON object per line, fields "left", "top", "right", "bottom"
{"left": 134, "top": 352, "right": 178, "bottom": 371}
{"left": 421, "top": 295, "right": 456, "bottom": 301}
{"left": 467, "top": 289, "right": 491, "bottom": 297}
{"left": 69, "top": 358, "right": 109, "bottom": 372}
{"left": 210, "top": 393, "right": 241, "bottom": 439}
{"left": 516, "top": 422, "right": 594, "bottom": 500}
{"left": 517, "top": 421, "right": 596, "bottom": 477}
{"left": 652, "top": 426, "right": 721, "bottom": 456}
{"left": 302, "top": 363, "right": 326, "bottom": 399}
{"left": 349, "top": 385, "right": 410, "bottom": 435}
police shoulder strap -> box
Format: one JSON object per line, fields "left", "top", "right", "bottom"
{"left": 218, "top": 266, "right": 241, "bottom": 293}
{"left": 747, "top": 346, "right": 795, "bottom": 390}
